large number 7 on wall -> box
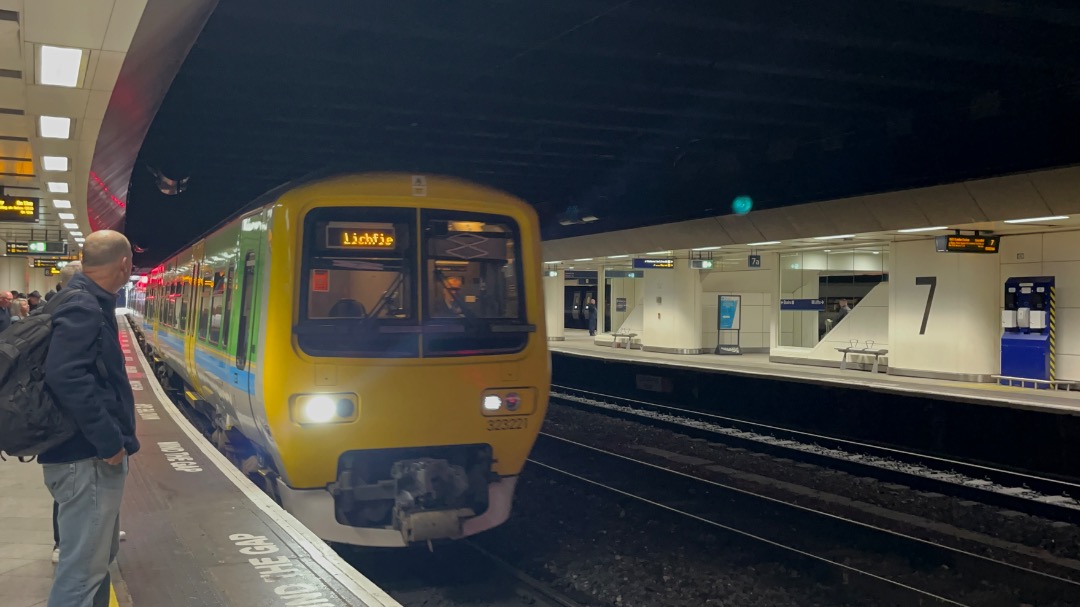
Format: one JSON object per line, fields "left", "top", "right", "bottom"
{"left": 915, "top": 276, "right": 937, "bottom": 335}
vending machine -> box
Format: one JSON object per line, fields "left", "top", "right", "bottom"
{"left": 1000, "top": 276, "right": 1055, "bottom": 384}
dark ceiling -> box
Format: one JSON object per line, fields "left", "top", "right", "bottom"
{"left": 128, "top": 0, "right": 1080, "bottom": 265}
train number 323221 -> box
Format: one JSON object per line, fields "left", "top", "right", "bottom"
{"left": 487, "top": 417, "right": 528, "bottom": 431}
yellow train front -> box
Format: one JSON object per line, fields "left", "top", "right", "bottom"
{"left": 136, "top": 173, "right": 550, "bottom": 547}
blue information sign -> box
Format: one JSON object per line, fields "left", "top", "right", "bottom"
{"left": 633, "top": 258, "right": 674, "bottom": 269}
{"left": 780, "top": 298, "right": 825, "bottom": 311}
{"left": 719, "top": 296, "right": 739, "bottom": 330}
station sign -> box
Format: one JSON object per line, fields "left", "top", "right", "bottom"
{"left": 0, "top": 195, "right": 39, "bottom": 223}
{"left": 44, "top": 267, "right": 60, "bottom": 276}
{"left": 689, "top": 259, "right": 714, "bottom": 270}
{"left": 7, "top": 241, "right": 68, "bottom": 256}
{"left": 935, "top": 235, "right": 1000, "bottom": 254}
{"left": 780, "top": 298, "right": 825, "bottom": 311}
{"left": 633, "top": 258, "right": 674, "bottom": 269}
{"left": 748, "top": 254, "right": 762, "bottom": 268}
{"left": 605, "top": 270, "right": 641, "bottom": 278}
{"left": 563, "top": 270, "right": 597, "bottom": 280}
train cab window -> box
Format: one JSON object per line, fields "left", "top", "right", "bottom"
{"left": 297, "top": 208, "right": 418, "bottom": 358}
{"left": 421, "top": 211, "right": 530, "bottom": 357}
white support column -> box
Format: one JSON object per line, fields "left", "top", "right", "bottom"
{"left": 596, "top": 265, "right": 607, "bottom": 335}
{"left": 642, "top": 251, "right": 703, "bottom": 354}
{"left": 543, "top": 269, "right": 565, "bottom": 341}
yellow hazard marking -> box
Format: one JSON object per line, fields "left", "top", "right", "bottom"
{"left": 109, "top": 583, "right": 119, "bottom": 607}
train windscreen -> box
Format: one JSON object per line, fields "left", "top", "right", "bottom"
{"left": 297, "top": 207, "right": 531, "bottom": 358}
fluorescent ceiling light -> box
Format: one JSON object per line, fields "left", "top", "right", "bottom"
{"left": 608, "top": 254, "right": 629, "bottom": 259}
{"left": 63, "top": 222, "right": 79, "bottom": 229}
{"left": 897, "top": 226, "right": 948, "bottom": 233}
{"left": 42, "top": 156, "right": 69, "bottom": 171}
{"left": 1003, "top": 215, "right": 1069, "bottom": 224}
{"left": 57, "top": 212, "right": 75, "bottom": 220}
{"left": 574, "top": 258, "right": 593, "bottom": 261}
{"left": 40, "top": 116, "right": 71, "bottom": 139}
{"left": 39, "top": 46, "right": 83, "bottom": 87}
{"left": 52, "top": 200, "right": 71, "bottom": 209}
{"left": 74, "top": 237, "right": 85, "bottom": 242}
{"left": 70, "top": 231, "right": 83, "bottom": 237}
{"left": 747, "top": 241, "right": 781, "bottom": 246}
{"left": 47, "top": 182, "right": 69, "bottom": 193}
{"left": 693, "top": 246, "right": 723, "bottom": 251}
{"left": 646, "top": 251, "right": 671, "bottom": 255}
{"left": 813, "top": 234, "right": 855, "bottom": 240}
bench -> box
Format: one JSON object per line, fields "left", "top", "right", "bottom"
{"left": 992, "top": 375, "right": 1079, "bottom": 391}
{"left": 611, "top": 330, "right": 639, "bottom": 349}
{"left": 836, "top": 340, "right": 889, "bottom": 373}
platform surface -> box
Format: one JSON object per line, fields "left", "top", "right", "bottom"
{"left": 0, "top": 456, "right": 61, "bottom": 607}
{"left": 113, "top": 322, "right": 403, "bottom": 607}
{"left": 552, "top": 331, "right": 1080, "bottom": 416}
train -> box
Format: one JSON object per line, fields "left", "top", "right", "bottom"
{"left": 128, "top": 172, "right": 550, "bottom": 547}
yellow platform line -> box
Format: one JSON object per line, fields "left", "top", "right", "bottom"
{"left": 110, "top": 583, "right": 119, "bottom": 607}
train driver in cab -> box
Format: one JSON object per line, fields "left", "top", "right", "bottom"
{"left": 432, "top": 274, "right": 465, "bottom": 318}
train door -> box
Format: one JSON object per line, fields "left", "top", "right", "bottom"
{"left": 232, "top": 217, "right": 263, "bottom": 422}
{"left": 184, "top": 244, "right": 209, "bottom": 396}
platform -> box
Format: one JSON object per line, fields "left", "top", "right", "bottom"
{"left": 552, "top": 331, "right": 1080, "bottom": 416}
{"left": 0, "top": 321, "right": 402, "bottom": 607}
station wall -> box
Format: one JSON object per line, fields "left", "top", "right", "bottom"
{"left": 999, "top": 230, "right": 1080, "bottom": 381}
{"left": 0, "top": 256, "right": 55, "bottom": 297}
{"left": 701, "top": 291, "right": 772, "bottom": 351}
{"left": 889, "top": 239, "right": 1000, "bottom": 380}
{"left": 608, "top": 277, "right": 644, "bottom": 333}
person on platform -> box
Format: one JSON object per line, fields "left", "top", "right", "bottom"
{"left": 10, "top": 297, "right": 29, "bottom": 322}
{"left": 586, "top": 298, "right": 598, "bottom": 336}
{"left": 27, "top": 290, "right": 44, "bottom": 313}
{"left": 44, "top": 282, "right": 63, "bottom": 302}
{"left": 837, "top": 298, "right": 851, "bottom": 322}
{"left": 39, "top": 230, "right": 139, "bottom": 607}
{"left": 0, "top": 291, "right": 11, "bottom": 332}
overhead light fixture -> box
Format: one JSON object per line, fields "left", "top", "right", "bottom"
{"left": 63, "top": 222, "right": 79, "bottom": 229}
{"left": 747, "top": 241, "right": 781, "bottom": 246}
{"left": 813, "top": 234, "right": 855, "bottom": 240}
{"left": 581, "top": 214, "right": 599, "bottom": 223}
{"left": 40, "top": 116, "right": 72, "bottom": 139}
{"left": 1003, "top": 215, "right": 1069, "bottom": 224}
{"left": 57, "top": 212, "right": 75, "bottom": 220}
{"left": 52, "top": 200, "right": 72, "bottom": 209}
{"left": 39, "top": 46, "right": 83, "bottom": 87}
{"left": 70, "top": 231, "right": 83, "bottom": 237}
{"left": 47, "top": 182, "right": 69, "bottom": 193}
{"left": 42, "top": 156, "right": 69, "bottom": 171}
{"left": 693, "top": 246, "right": 723, "bottom": 251}
{"left": 608, "top": 254, "right": 629, "bottom": 259}
{"left": 646, "top": 251, "right": 671, "bottom": 255}
{"left": 897, "top": 226, "right": 948, "bottom": 233}
{"left": 574, "top": 258, "right": 593, "bottom": 261}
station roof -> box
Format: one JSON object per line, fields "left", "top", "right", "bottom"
{"left": 10, "top": 1, "right": 1077, "bottom": 266}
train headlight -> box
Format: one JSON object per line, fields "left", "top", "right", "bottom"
{"left": 291, "top": 393, "right": 359, "bottom": 425}
{"left": 483, "top": 395, "right": 502, "bottom": 411}
{"left": 481, "top": 388, "right": 536, "bottom": 416}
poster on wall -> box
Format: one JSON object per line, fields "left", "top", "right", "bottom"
{"left": 616, "top": 297, "right": 627, "bottom": 312}
{"left": 716, "top": 295, "right": 742, "bottom": 355}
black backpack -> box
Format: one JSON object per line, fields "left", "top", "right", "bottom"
{"left": 0, "top": 289, "right": 87, "bottom": 458}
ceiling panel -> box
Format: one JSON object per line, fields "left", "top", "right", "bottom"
{"left": 0, "top": 113, "right": 29, "bottom": 135}
{"left": 1030, "top": 168, "right": 1080, "bottom": 215}
{"left": 0, "top": 19, "right": 21, "bottom": 71}
{"left": 0, "top": 78, "right": 24, "bottom": 107}
{"left": 0, "top": 140, "right": 30, "bottom": 157}
{"left": 89, "top": 50, "right": 124, "bottom": 91}
{"left": 102, "top": 0, "right": 149, "bottom": 52}
{"left": 23, "top": 0, "right": 114, "bottom": 48}
{"left": 25, "top": 85, "right": 90, "bottom": 117}
{"left": 966, "top": 176, "right": 1055, "bottom": 221}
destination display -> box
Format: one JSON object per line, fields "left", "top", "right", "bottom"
{"left": 0, "top": 195, "right": 39, "bottom": 223}
{"left": 935, "top": 234, "right": 1000, "bottom": 254}
{"left": 6, "top": 241, "right": 68, "bottom": 256}
{"left": 633, "top": 258, "right": 674, "bottom": 269}
{"left": 327, "top": 224, "right": 396, "bottom": 249}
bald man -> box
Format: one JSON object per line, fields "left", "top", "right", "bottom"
{"left": 0, "top": 290, "right": 11, "bottom": 332}
{"left": 39, "top": 230, "right": 139, "bottom": 607}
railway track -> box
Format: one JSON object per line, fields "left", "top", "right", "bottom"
{"left": 529, "top": 431, "right": 1080, "bottom": 606}
{"left": 550, "top": 385, "right": 1080, "bottom": 523}
{"left": 337, "top": 539, "right": 588, "bottom": 607}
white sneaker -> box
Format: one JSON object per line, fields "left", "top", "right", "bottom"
{"left": 51, "top": 548, "right": 59, "bottom": 564}
{"left": 118, "top": 530, "right": 126, "bottom": 541}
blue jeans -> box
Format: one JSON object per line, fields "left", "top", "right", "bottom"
{"left": 42, "top": 456, "right": 127, "bottom": 607}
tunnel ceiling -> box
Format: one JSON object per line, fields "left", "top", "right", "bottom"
{"left": 129, "top": 0, "right": 1080, "bottom": 265}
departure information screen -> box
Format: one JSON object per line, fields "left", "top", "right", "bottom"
{"left": 326, "top": 223, "right": 397, "bottom": 250}
{"left": 0, "top": 195, "right": 39, "bottom": 223}
{"left": 935, "top": 235, "right": 1000, "bottom": 254}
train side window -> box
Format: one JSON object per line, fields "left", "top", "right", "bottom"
{"left": 220, "top": 265, "right": 235, "bottom": 347}
{"left": 197, "top": 268, "right": 213, "bottom": 340}
{"left": 208, "top": 269, "right": 226, "bottom": 344}
{"left": 235, "top": 252, "right": 256, "bottom": 369}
